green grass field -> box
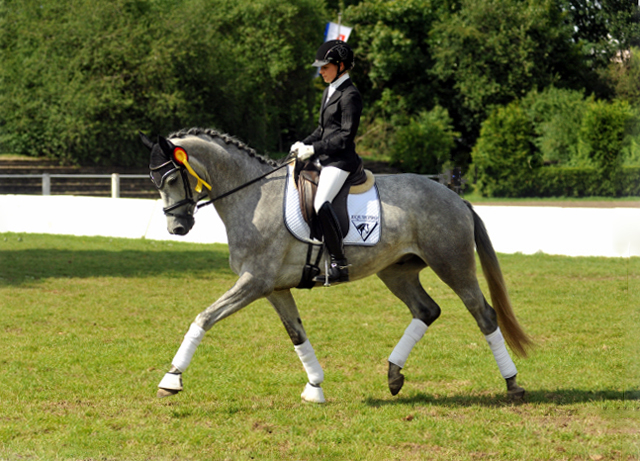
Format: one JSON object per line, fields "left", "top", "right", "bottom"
{"left": 0, "top": 233, "right": 638, "bottom": 460}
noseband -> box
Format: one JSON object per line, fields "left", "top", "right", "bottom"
{"left": 150, "top": 160, "right": 202, "bottom": 218}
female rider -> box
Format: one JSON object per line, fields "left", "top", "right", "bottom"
{"left": 290, "top": 40, "right": 363, "bottom": 284}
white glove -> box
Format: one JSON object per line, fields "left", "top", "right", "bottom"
{"left": 289, "top": 141, "right": 304, "bottom": 155}
{"left": 296, "top": 144, "right": 315, "bottom": 161}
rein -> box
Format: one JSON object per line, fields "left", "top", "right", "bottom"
{"left": 195, "top": 156, "right": 295, "bottom": 210}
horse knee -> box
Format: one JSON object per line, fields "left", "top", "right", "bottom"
{"left": 415, "top": 303, "right": 441, "bottom": 326}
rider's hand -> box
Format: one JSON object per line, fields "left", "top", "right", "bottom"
{"left": 296, "top": 144, "right": 315, "bottom": 161}
{"left": 289, "top": 142, "right": 303, "bottom": 156}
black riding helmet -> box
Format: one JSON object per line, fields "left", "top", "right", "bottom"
{"left": 311, "top": 40, "right": 354, "bottom": 78}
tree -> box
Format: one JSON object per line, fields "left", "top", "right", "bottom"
{"left": 471, "top": 102, "right": 542, "bottom": 197}
{"left": 430, "top": 0, "right": 590, "bottom": 151}
{"left": 389, "top": 106, "right": 458, "bottom": 174}
{"left": 520, "top": 87, "right": 591, "bottom": 165}
{"left": 0, "top": 0, "right": 326, "bottom": 166}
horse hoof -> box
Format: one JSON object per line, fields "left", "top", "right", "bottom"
{"left": 505, "top": 375, "right": 525, "bottom": 402}
{"left": 507, "top": 386, "right": 525, "bottom": 402}
{"left": 157, "top": 387, "right": 181, "bottom": 398}
{"left": 301, "top": 382, "right": 325, "bottom": 403}
{"left": 388, "top": 362, "right": 405, "bottom": 396}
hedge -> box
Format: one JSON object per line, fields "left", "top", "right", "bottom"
{"left": 501, "top": 166, "right": 640, "bottom": 197}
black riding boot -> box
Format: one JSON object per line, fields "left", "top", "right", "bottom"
{"left": 314, "top": 202, "right": 349, "bottom": 284}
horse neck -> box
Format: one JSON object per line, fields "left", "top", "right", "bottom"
{"left": 185, "top": 137, "right": 275, "bottom": 221}
{"left": 179, "top": 136, "right": 272, "bottom": 195}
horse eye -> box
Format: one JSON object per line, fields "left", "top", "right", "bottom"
{"left": 166, "top": 174, "right": 178, "bottom": 185}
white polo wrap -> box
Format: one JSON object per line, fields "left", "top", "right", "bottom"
{"left": 294, "top": 339, "right": 324, "bottom": 385}
{"left": 388, "top": 318, "right": 428, "bottom": 368}
{"left": 485, "top": 327, "right": 517, "bottom": 379}
{"left": 171, "top": 323, "right": 206, "bottom": 372}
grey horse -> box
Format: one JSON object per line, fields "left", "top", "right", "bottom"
{"left": 141, "top": 127, "right": 533, "bottom": 403}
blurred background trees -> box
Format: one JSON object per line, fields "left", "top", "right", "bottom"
{"left": 0, "top": 0, "right": 638, "bottom": 196}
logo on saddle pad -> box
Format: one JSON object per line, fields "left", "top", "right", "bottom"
{"left": 284, "top": 166, "right": 381, "bottom": 246}
{"left": 352, "top": 215, "right": 379, "bottom": 242}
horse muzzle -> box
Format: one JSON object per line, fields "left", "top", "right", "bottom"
{"left": 163, "top": 199, "right": 196, "bottom": 235}
{"left": 167, "top": 215, "right": 195, "bottom": 235}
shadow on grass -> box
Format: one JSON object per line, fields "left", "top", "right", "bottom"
{"left": 365, "top": 388, "right": 640, "bottom": 408}
{"left": 0, "top": 248, "right": 233, "bottom": 285}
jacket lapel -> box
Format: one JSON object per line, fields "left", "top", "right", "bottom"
{"left": 321, "top": 79, "right": 352, "bottom": 119}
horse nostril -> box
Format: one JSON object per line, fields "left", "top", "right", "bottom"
{"left": 172, "top": 225, "right": 187, "bottom": 235}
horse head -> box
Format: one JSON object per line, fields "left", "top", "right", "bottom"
{"left": 141, "top": 132, "right": 201, "bottom": 236}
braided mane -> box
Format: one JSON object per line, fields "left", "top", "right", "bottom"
{"left": 168, "top": 127, "right": 279, "bottom": 167}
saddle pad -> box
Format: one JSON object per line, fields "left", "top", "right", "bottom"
{"left": 284, "top": 165, "right": 381, "bottom": 246}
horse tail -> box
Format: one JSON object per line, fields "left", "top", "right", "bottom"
{"left": 465, "top": 201, "right": 534, "bottom": 358}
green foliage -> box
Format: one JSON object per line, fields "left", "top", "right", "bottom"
{"left": 474, "top": 86, "right": 640, "bottom": 197}
{"left": 521, "top": 87, "right": 591, "bottom": 165}
{"left": 0, "top": 0, "right": 325, "bottom": 166}
{"left": 345, "top": 0, "right": 442, "bottom": 114}
{"left": 389, "top": 106, "right": 458, "bottom": 174}
{"left": 564, "top": 0, "right": 640, "bottom": 70}
{"left": 471, "top": 102, "right": 542, "bottom": 197}
{"left": 535, "top": 166, "right": 640, "bottom": 197}
{"left": 576, "top": 99, "right": 634, "bottom": 189}
{"left": 429, "top": 0, "right": 589, "bottom": 145}
{"left": 606, "top": 48, "right": 640, "bottom": 107}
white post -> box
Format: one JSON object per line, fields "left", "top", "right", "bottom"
{"left": 42, "top": 173, "right": 51, "bottom": 195}
{"left": 111, "top": 173, "right": 120, "bottom": 198}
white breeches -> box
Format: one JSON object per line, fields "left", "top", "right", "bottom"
{"left": 314, "top": 166, "right": 350, "bottom": 213}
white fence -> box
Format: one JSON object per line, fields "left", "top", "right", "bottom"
{"left": 0, "top": 194, "right": 638, "bottom": 257}
{"left": 0, "top": 173, "right": 148, "bottom": 197}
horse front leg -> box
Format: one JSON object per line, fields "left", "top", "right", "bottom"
{"left": 157, "top": 272, "right": 271, "bottom": 398}
{"left": 267, "top": 289, "right": 325, "bottom": 403}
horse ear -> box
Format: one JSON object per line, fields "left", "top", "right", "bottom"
{"left": 139, "top": 131, "right": 154, "bottom": 150}
{"left": 158, "top": 135, "right": 174, "bottom": 155}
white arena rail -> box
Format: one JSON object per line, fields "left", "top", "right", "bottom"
{"left": 0, "top": 194, "right": 638, "bottom": 257}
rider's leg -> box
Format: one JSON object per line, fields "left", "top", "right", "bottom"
{"left": 314, "top": 167, "right": 350, "bottom": 283}
{"left": 314, "top": 166, "right": 350, "bottom": 213}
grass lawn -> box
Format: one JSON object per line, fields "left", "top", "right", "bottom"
{"left": 0, "top": 233, "right": 638, "bottom": 460}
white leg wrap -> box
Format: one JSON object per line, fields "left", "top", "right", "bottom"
{"left": 171, "top": 323, "right": 206, "bottom": 372}
{"left": 388, "top": 318, "right": 428, "bottom": 368}
{"left": 294, "top": 339, "right": 324, "bottom": 385}
{"left": 485, "top": 327, "right": 517, "bottom": 379}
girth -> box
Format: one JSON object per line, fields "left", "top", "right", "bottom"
{"left": 294, "top": 160, "right": 369, "bottom": 241}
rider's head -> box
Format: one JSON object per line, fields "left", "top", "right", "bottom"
{"left": 312, "top": 40, "right": 354, "bottom": 84}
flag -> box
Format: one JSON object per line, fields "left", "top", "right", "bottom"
{"left": 324, "top": 22, "right": 352, "bottom": 42}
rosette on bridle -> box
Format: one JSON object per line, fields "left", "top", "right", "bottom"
{"left": 148, "top": 137, "right": 210, "bottom": 217}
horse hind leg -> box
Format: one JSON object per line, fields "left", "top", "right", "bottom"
{"left": 443, "top": 276, "right": 525, "bottom": 401}
{"left": 377, "top": 259, "right": 442, "bottom": 396}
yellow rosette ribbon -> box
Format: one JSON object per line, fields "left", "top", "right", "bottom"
{"left": 173, "top": 147, "right": 212, "bottom": 193}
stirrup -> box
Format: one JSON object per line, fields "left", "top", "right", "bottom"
{"left": 313, "top": 259, "right": 349, "bottom": 285}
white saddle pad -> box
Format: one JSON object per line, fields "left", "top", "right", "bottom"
{"left": 283, "top": 165, "right": 381, "bottom": 246}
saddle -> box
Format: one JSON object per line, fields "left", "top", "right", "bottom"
{"left": 294, "top": 160, "right": 374, "bottom": 241}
